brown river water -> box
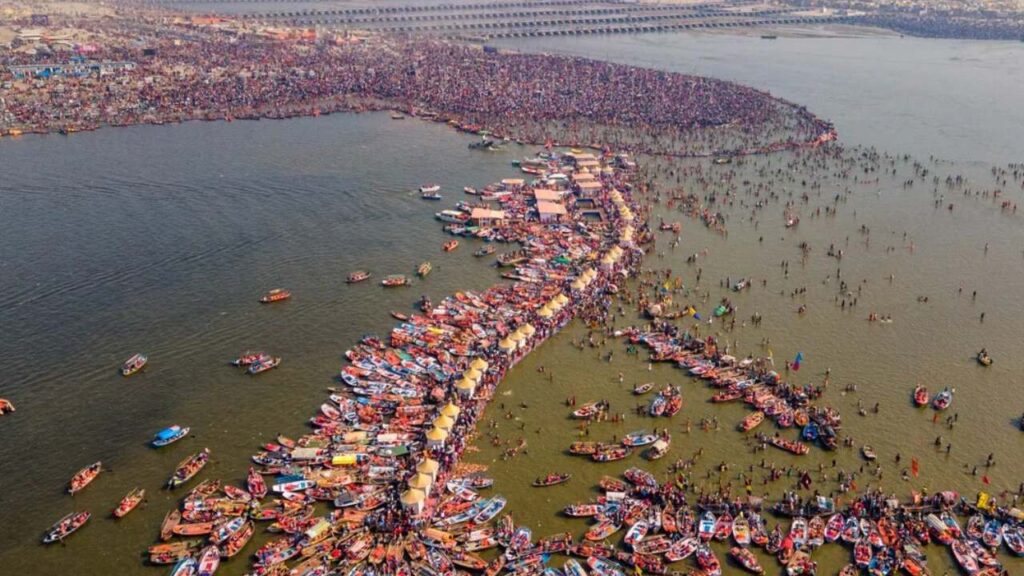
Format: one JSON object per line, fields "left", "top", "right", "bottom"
{"left": 1, "top": 30, "right": 1022, "bottom": 576}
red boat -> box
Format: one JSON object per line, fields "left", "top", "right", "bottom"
{"left": 913, "top": 385, "right": 929, "bottom": 407}
{"left": 68, "top": 462, "right": 102, "bottom": 494}
{"left": 259, "top": 288, "right": 291, "bottom": 303}
{"left": 443, "top": 239, "right": 459, "bottom": 252}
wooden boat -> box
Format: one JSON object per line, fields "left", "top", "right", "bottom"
{"left": 1002, "top": 524, "right": 1024, "bottom": 555}
{"left": 913, "top": 385, "right": 929, "bottom": 407}
{"left": 768, "top": 435, "right": 809, "bottom": 455}
{"left": 247, "top": 466, "right": 267, "bottom": 499}
{"left": 381, "top": 275, "right": 411, "bottom": 287}
{"left": 624, "top": 520, "right": 648, "bottom": 547}
{"left": 633, "top": 382, "right": 653, "bottom": 395}
{"left": 419, "top": 184, "right": 441, "bottom": 194}
{"left": 695, "top": 546, "right": 721, "bottom": 576}
{"left": 121, "top": 353, "right": 147, "bottom": 376}
{"left": 443, "top": 239, "right": 459, "bottom": 252}
{"left": 167, "top": 448, "right": 210, "bottom": 488}
{"left": 169, "top": 557, "right": 198, "bottom": 576}
{"left": 854, "top": 539, "right": 872, "bottom": 567}
{"left": 622, "top": 430, "right": 657, "bottom": 447}
{"left": 587, "top": 557, "right": 625, "bottom": 576}
{"left": 698, "top": 512, "right": 716, "bottom": 541}
{"left": 861, "top": 445, "right": 877, "bottom": 461}
{"left": 113, "top": 487, "right": 145, "bottom": 518}
{"left": 347, "top": 271, "right": 371, "bottom": 283}
{"left": 248, "top": 356, "right": 281, "bottom": 375}
{"left": 42, "top": 511, "right": 90, "bottom": 543}
{"left": 259, "top": 288, "right": 291, "bottom": 303}
{"left": 0, "top": 398, "right": 15, "bottom": 414}
{"left": 417, "top": 262, "right": 432, "bottom": 277}
{"left": 824, "top": 513, "right": 844, "bottom": 542}
{"left": 591, "top": 446, "right": 631, "bottom": 462}
{"left": 160, "top": 509, "right": 181, "bottom": 541}
{"left": 174, "top": 521, "right": 214, "bottom": 536}
{"left": 664, "top": 536, "right": 698, "bottom": 562}
{"left": 732, "top": 514, "right": 751, "bottom": 546}
{"left": 951, "top": 539, "right": 979, "bottom": 574}
{"left": 153, "top": 425, "right": 190, "bottom": 447}
{"left": 532, "top": 473, "right": 571, "bottom": 487}
{"left": 739, "top": 411, "right": 764, "bottom": 432}
{"left": 68, "top": 461, "right": 102, "bottom": 494}
{"left": 474, "top": 245, "right": 496, "bottom": 257}
{"left": 729, "top": 546, "right": 763, "bottom": 574}
{"left": 572, "top": 402, "right": 603, "bottom": 419}
{"left": 196, "top": 544, "right": 220, "bottom": 576}
{"left": 585, "top": 519, "right": 621, "bottom": 541}
{"left": 230, "top": 351, "right": 268, "bottom": 366}
{"left": 644, "top": 438, "right": 670, "bottom": 460}
{"left": 932, "top": 389, "right": 953, "bottom": 410}
{"left": 464, "top": 186, "right": 478, "bottom": 195}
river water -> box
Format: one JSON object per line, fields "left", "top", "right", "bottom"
{"left": 1, "top": 30, "right": 1022, "bottom": 576}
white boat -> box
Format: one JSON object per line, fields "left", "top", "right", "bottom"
{"left": 419, "top": 184, "right": 441, "bottom": 194}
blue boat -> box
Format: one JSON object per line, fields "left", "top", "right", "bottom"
{"left": 152, "top": 425, "right": 190, "bottom": 447}
{"left": 801, "top": 421, "right": 819, "bottom": 442}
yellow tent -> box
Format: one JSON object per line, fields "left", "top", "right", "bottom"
{"left": 440, "top": 403, "right": 460, "bottom": 418}
{"left": 470, "top": 357, "right": 488, "bottom": 371}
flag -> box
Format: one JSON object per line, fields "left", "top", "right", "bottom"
{"left": 911, "top": 458, "right": 919, "bottom": 478}
{"left": 982, "top": 475, "right": 991, "bottom": 485}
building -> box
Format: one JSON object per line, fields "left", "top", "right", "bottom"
{"left": 537, "top": 201, "right": 568, "bottom": 223}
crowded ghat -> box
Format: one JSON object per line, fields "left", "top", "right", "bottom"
{"left": 11, "top": 6, "right": 1021, "bottom": 576}
{"left": 1, "top": 6, "right": 833, "bottom": 158}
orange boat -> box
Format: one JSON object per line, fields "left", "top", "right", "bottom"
{"left": 113, "top": 488, "right": 145, "bottom": 518}
{"left": 443, "top": 240, "right": 459, "bottom": 252}
{"left": 259, "top": 288, "right": 291, "bottom": 303}
{"left": 68, "top": 461, "right": 102, "bottom": 494}
{"left": 173, "top": 521, "right": 214, "bottom": 536}
{"left": 160, "top": 509, "right": 181, "bottom": 541}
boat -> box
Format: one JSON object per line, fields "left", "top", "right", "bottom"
{"left": 768, "top": 435, "right": 809, "bottom": 455}
{"left": 68, "top": 461, "right": 102, "bottom": 494}
{"left": 585, "top": 520, "right": 621, "bottom": 541}
{"left": 624, "top": 520, "right": 648, "bottom": 547}
{"left": 347, "top": 271, "right": 371, "bottom": 283}
{"left": 419, "top": 184, "right": 441, "bottom": 194}
{"left": 854, "top": 539, "right": 872, "bottom": 567}
{"left": 732, "top": 514, "right": 751, "bottom": 546}
{"left": 1002, "top": 524, "right": 1024, "bottom": 555}
{"left": 861, "top": 445, "right": 877, "bottom": 461}
{"left": 786, "top": 551, "right": 816, "bottom": 576}
{"left": 248, "top": 356, "right": 281, "bottom": 374}
{"left": 591, "top": 446, "right": 631, "bottom": 462}
{"left": 42, "top": 511, "right": 91, "bottom": 543}
{"left": 622, "top": 430, "right": 657, "bottom": 447}
{"left": 464, "top": 186, "right": 478, "bottom": 194}
{"left": 222, "top": 520, "right": 255, "bottom": 557}
{"left": 665, "top": 536, "right": 698, "bottom": 562}
{"left": 698, "top": 512, "right": 716, "bottom": 541}
{"left": 0, "top": 397, "right": 16, "bottom": 414}
{"left": 729, "top": 546, "right": 763, "bottom": 574}
{"left": 643, "top": 438, "right": 670, "bottom": 460}
{"left": 259, "top": 288, "right": 291, "bottom": 303}
{"left": 421, "top": 191, "right": 442, "bottom": 200}
{"left": 472, "top": 496, "right": 506, "bottom": 524}
{"left": 739, "top": 411, "right": 765, "bottom": 431}
{"left": 153, "top": 425, "right": 190, "bottom": 447}
{"left": 246, "top": 467, "right": 267, "bottom": 499}
{"left": 196, "top": 545, "right": 220, "bottom": 576}
{"left": 230, "top": 351, "right": 268, "bottom": 367}
{"left": 982, "top": 520, "right": 1004, "bottom": 551}
{"left": 382, "top": 275, "right": 411, "bottom": 287}
{"left": 532, "top": 473, "right": 571, "bottom": 487}
{"left": 167, "top": 448, "right": 210, "bottom": 488}
{"left": 564, "top": 559, "right": 588, "bottom": 576}
{"left": 977, "top": 349, "right": 993, "bottom": 366}
{"left": 951, "top": 539, "right": 979, "bottom": 574}
{"left": 160, "top": 509, "right": 181, "bottom": 541}
{"left": 932, "top": 389, "right": 953, "bottom": 410}
{"left": 824, "top": 513, "right": 844, "bottom": 542}
{"left": 113, "top": 488, "right": 145, "bottom": 518}
{"left": 761, "top": 34, "right": 778, "bottom": 39}
{"left": 417, "top": 262, "right": 432, "bottom": 277}
{"left": 390, "top": 113, "right": 405, "bottom": 120}
{"left": 587, "top": 557, "right": 625, "bottom": 576}
{"left": 633, "top": 382, "right": 654, "bottom": 395}
{"left": 443, "top": 240, "right": 459, "bottom": 252}
{"left": 789, "top": 517, "right": 808, "bottom": 549}
{"left": 913, "top": 385, "right": 929, "bottom": 407}
{"left": 474, "top": 245, "right": 496, "bottom": 257}
{"left": 696, "top": 546, "right": 722, "bottom": 576}
{"left": 121, "top": 353, "right": 147, "bottom": 376}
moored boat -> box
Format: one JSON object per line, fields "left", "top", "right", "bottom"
{"left": 167, "top": 448, "right": 210, "bottom": 488}
{"left": 474, "top": 245, "right": 496, "bottom": 257}
{"left": 729, "top": 546, "right": 763, "bottom": 574}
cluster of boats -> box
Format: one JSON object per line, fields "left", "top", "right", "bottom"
{"left": 232, "top": 351, "right": 282, "bottom": 375}
{"left": 625, "top": 331, "right": 843, "bottom": 453}
{"left": 560, "top": 466, "right": 1023, "bottom": 576}
{"left": 912, "top": 385, "right": 955, "bottom": 411}
{"left": 129, "top": 148, "right": 643, "bottom": 574}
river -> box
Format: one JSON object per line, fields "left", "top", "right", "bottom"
{"left": 1, "top": 29, "right": 1022, "bottom": 576}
